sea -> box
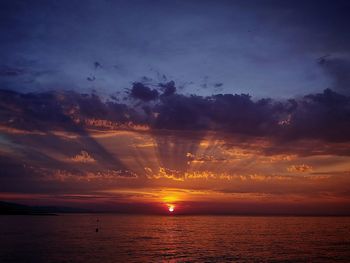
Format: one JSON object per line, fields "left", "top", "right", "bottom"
{"left": 0, "top": 215, "right": 350, "bottom": 262}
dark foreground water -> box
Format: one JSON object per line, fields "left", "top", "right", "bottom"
{"left": 0, "top": 215, "right": 350, "bottom": 262}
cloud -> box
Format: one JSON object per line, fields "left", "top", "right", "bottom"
{"left": 285, "top": 89, "right": 350, "bottom": 142}
{"left": 0, "top": 89, "right": 141, "bottom": 133}
{"left": 287, "top": 164, "right": 313, "bottom": 173}
{"left": 1, "top": 87, "right": 350, "bottom": 144}
{"left": 159, "top": 81, "right": 176, "bottom": 96}
{"left": 186, "top": 152, "right": 227, "bottom": 164}
{"left": 42, "top": 169, "right": 138, "bottom": 182}
{"left": 130, "top": 82, "right": 159, "bottom": 101}
{"left": 146, "top": 167, "right": 184, "bottom": 181}
{"left": 68, "top": 150, "right": 96, "bottom": 163}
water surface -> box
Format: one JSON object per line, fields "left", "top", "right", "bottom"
{"left": 0, "top": 215, "right": 350, "bottom": 262}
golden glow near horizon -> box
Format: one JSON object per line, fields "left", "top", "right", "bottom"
{"left": 162, "top": 195, "right": 179, "bottom": 203}
{"left": 164, "top": 194, "right": 177, "bottom": 213}
{"left": 1, "top": 126, "right": 350, "bottom": 214}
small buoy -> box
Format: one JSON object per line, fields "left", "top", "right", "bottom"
{"left": 95, "top": 218, "right": 100, "bottom": 232}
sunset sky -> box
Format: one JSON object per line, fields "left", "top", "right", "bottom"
{"left": 1, "top": 0, "right": 350, "bottom": 215}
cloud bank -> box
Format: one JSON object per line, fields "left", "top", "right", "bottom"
{"left": 1, "top": 84, "right": 350, "bottom": 142}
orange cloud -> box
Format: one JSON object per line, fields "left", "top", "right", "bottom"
{"left": 287, "top": 164, "right": 313, "bottom": 173}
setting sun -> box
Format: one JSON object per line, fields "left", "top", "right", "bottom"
{"left": 168, "top": 205, "right": 175, "bottom": 213}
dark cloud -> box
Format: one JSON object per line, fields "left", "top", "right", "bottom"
{"left": 1, "top": 87, "right": 350, "bottom": 143}
{"left": 0, "top": 89, "right": 142, "bottom": 132}
{"left": 153, "top": 94, "right": 210, "bottom": 130}
{"left": 153, "top": 89, "right": 350, "bottom": 142}
{"left": 214, "top": 83, "right": 223, "bottom": 88}
{"left": 94, "top": 62, "right": 102, "bottom": 70}
{"left": 285, "top": 89, "right": 350, "bottom": 142}
{"left": 159, "top": 81, "right": 176, "bottom": 96}
{"left": 130, "top": 82, "right": 159, "bottom": 101}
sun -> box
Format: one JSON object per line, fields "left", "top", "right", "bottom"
{"left": 168, "top": 205, "right": 175, "bottom": 213}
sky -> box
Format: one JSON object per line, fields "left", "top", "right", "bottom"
{"left": 1, "top": 0, "right": 350, "bottom": 215}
